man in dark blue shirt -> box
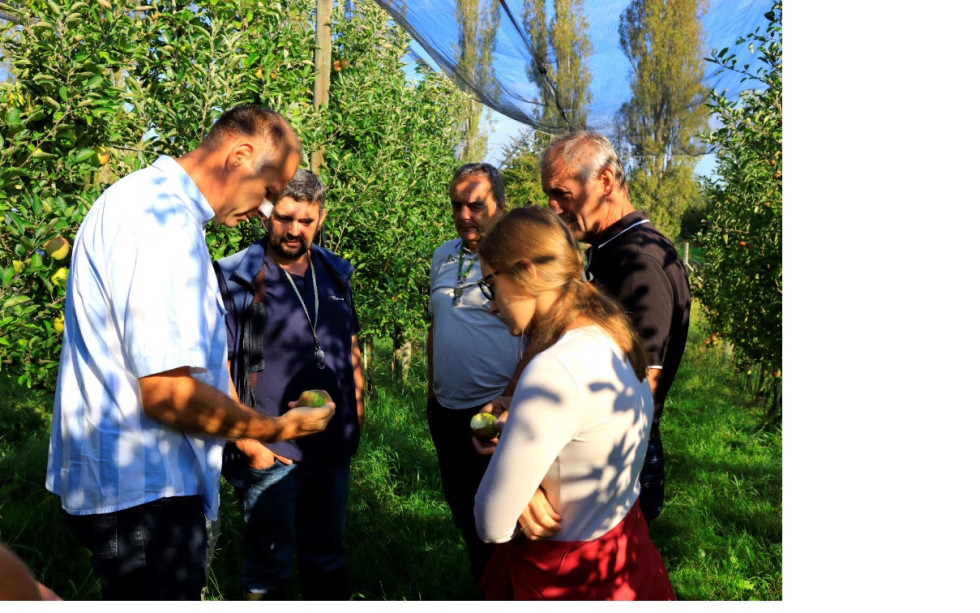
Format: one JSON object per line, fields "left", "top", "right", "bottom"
{"left": 215, "top": 169, "right": 364, "bottom": 600}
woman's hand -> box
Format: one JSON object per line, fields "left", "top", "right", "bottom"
{"left": 516, "top": 486, "right": 562, "bottom": 540}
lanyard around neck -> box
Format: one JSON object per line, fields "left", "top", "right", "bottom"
{"left": 457, "top": 240, "right": 478, "bottom": 280}
{"left": 454, "top": 241, "right": 478, "bottom": 306}
{"left": 272, "top": 252, "right": 325, "bottom": 368}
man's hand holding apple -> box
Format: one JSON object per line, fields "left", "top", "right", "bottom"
{"left": 472, "top": 395, "right": 511, "bottom": 455}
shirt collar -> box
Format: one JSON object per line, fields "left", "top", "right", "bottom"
{"left": 150, "top": 155, "right": 215, "bottom": 226}
{"left": 590, "top": 210, "right": 649, "bottom": 250}
{"left": 457, "top": 237, "right": 477, "bottom": 256}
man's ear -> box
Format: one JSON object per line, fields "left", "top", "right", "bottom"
{"left": 597, "top": 166, "right": 616, "bottom": 197}
{"left": 226, "top": 141, "right": 256, "bottom": 172}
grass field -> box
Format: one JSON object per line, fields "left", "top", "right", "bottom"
{"left": 0, "top": 300, "right": 781, "bottom": 600}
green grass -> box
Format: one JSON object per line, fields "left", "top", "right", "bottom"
{"left": 0, "top": 301, "right": 780, "bottom": 600}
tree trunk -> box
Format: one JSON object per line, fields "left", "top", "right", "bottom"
{"left": 393, "top": 340, "right": 412, "bottom": 384}
{"left": 361, "top": 335, "right": 373, "bottom": 392}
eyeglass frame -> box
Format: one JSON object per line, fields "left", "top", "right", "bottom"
{"left": 477, "top": 272, "right": 496, "bottom": 301}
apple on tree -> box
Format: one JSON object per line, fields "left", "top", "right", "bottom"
{"left": 44, "top": 236, "right": 70, "bottom": 261}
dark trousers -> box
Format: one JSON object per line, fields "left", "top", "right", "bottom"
{"left": 638, "top": 425, "right": 666, "bottom": 520}
{"left": 63, "top": 495, "right": 207, "bottom": 600}
{"left": 426, "top": 396, "right": 495, "bottom": 583}
{"left": 235, "top": 457, "right": 352, "bottom": 600}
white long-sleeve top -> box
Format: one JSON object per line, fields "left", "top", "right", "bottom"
{"left": 474, "top": 325, "right": 654, "bottom": 543}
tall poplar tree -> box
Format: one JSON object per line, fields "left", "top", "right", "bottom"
{"left": 455, "top": 0, "right": 500, "bottom": 161}
{"left": 522, "top": 0, "right": 593, "bottom": 132}
{"left": 617, "top": 0, "right": 710, "bottom": 238}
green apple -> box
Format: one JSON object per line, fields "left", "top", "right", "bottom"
{"left": 470, "top": 412, "right": 497, "bottom": 441}
{"left": 50, "top": 266, "right": 68, "bottom": 287}
{"left": 297, "top": 389, "right": 331, "bottom": 408}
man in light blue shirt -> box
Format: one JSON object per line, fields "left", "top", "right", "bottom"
{"left": 46, "top": 105, "right": 334, "bottom": 600}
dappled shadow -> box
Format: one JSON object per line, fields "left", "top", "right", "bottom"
{"left": 665, "top": 446, "right": 782, "bottom": 542}
{"left": 479, "top": 344, "right": 654, "bottom": 545}
{"left": 587, "top": 227, "right": 691, "bottom": 420}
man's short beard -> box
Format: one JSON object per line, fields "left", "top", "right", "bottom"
{"left": 270, "top": 236, "right": 309, "bottom": 261}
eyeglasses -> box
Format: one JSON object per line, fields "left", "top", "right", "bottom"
{"left": 477, "top": 272, "right": 496, "bottom": 301}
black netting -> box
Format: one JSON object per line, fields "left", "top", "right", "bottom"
{"left": 374, "top": 0, "right": 772, "bottom": 140}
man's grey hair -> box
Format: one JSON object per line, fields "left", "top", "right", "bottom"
{"left": 201, "top": 104, "right": 299, "bottom": 174}
{"left": 542, "top": 130, "right": 627, "bottom": 189}
{"left": 450, "top": 162, "right": 506, "bottom": 211}
{"left": 279, "top": 169, "right": 326, "bottom": 210}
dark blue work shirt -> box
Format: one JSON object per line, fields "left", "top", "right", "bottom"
{"left": 218, "top": 242, "right": 360, "bottom": 463}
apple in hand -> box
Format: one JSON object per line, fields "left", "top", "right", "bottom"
{"left": 296, "top": 389, "right": 331, "bottom": 408}
{"left": 470, "top": 412, "right": 498, "bottom": 441}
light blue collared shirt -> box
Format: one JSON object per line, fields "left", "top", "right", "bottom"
{"left": 46, "top": 156, "right": 228, "bottom": 520}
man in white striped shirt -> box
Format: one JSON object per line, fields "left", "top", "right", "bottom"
{"left": 45, "top": 105, "right": 334, "bottom": 600}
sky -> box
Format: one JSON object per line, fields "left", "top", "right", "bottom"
{"left": 404, "top": 0, "right": 770, "bottom": 177}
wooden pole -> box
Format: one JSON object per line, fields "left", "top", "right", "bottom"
{"left": 311, "top": 0, "right": 333, "bottom": 173}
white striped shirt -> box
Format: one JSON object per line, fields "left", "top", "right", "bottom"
{"left": 46, "top": 156, "right": 227, "bottom": 520}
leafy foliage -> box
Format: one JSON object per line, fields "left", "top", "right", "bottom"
{"left": 0, "top": 0, "right": 150, "bottom": 387}
{"left": 498, "top": 128, "right": 549, "bottom": 209}
{"left": 317, "top": 2, "right": 468, "bottom": 346}
{"left": 695, "top": 1, "right": 782, "bottom": 418}
{"left": 0, "top": 0, "right": 468, "bottom": 387}
{"left": 616, "top": 0, "right": 710, "bottom": 240}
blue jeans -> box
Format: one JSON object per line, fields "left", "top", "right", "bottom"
{"left": 237, "top": 456, "right": 351, "bottom": 597}
{"left": 62, "top": 495, "right": 207, "bottom": 600}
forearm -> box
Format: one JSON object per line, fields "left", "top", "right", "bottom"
{"left": 139, "top": 367, "right": 285, "bottom": 442}
{"left": 647, "top": 367, "right": 660, "bottom": 398}
{"left": 351, "top": 336, "right": 365, "bottom": 426}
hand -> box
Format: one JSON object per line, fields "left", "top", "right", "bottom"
{"left": 472, "top": 396, "right": 510, "bottom": 456}
{"left": 36, "top": 582, "right": 61, "bottom": 601}
{"left": 236, "top": 438, "right": 293, "bottom": 469}
{"left": 516, "top": 487, "right": 562, "bottom": 541}
{"left": 275, "top": 400, "right": 335, "bottom": 441}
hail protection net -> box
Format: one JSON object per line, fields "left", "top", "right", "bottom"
{"left": 373, "top": 0, "right": 774, "bottom": 151}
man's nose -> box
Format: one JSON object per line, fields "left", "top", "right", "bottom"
{"left": 547, "top": 200, "right": 562, "bottom": 214}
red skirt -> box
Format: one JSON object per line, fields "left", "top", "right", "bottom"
{"left": 478, "top": 502, "right": 676, "bottom": 600}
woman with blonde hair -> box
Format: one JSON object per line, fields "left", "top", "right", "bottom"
{"left": 473, "top": 206, "right": 675, "bottom": 600}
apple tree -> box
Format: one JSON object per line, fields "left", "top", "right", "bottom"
{"left": 0, "top": 0, "right": 469, "bottom": 388}
{"left": 315, "top": 1, "right": 469, "bottom": 380}
{"left": 0, "top": 0, "right": 150, "bottom": 387}
{"left": 695, "top": 1, "right": 782, "bottom": 419}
